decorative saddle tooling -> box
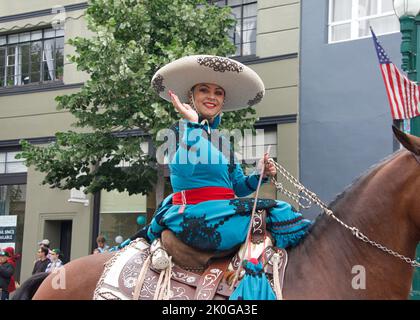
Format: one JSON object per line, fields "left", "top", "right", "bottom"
{"left": 93, "top": 209, "right": 289, "bottom": 300}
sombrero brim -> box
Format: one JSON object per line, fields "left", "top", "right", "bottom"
{"left": 151, "top": 55, "right": 265, "bottom": 111}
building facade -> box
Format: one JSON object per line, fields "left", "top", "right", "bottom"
{"left": 0, "top": 0, "right": 301, "bottom": 283}
{"left": 300, "top": 0, "right": 419, "bottom": 299}
{"left": 300, "top": 0, "right": 401, "bottom": 218}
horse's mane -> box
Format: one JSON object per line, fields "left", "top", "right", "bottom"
{"left": 11, "top": 272, "right": 50, "bottom": 300}
{"left": 302, "top": 149, "right": 404, "bottom": 238}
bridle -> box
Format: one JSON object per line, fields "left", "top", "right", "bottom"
{"left": 268, "top": 154, "right": 420, "bottom": 268}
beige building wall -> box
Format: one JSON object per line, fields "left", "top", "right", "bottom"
{"left": 0, "top": 0, "right": 83, "bottom": 16}
{"left": 0, "top": 1, "right": 302, "bottom": 281}
{"left": 21, "top": 167, "right": 93, "bottom": 281}
{"left": 257, "top": 0, "right": 300, "bottom": 58}
{"left": 251, "top": 0, "right": 300, "bottom": 203}
{"left": 0, "top": 88, "right": 87, "bottom": 140}
{"left": 0, "top": 1, "right": 91, "bottom": 282}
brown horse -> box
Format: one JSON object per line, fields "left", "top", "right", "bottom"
{"left": 14, "top": 126, "right": 420, "bottom": 300}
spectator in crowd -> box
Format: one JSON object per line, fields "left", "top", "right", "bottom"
{"left": 45, "top": 249, "right": 63, "bottom": 273}
{"left": 0, "top": 251, "right": 14, "bottom": 300}
{"left": 32, "top": 246, "right": 50, "bottom": 275}
{"left": 94, "top": 235, "right": 109, "bottom": 254}
{"left": 38, "top": 239, "right": 52, "bottom": 260}
{"left": 38, "top": 239, "right": 50, "bottom": 249}
{"left": 2, "top": 247, "right": 20, "bottom": 295}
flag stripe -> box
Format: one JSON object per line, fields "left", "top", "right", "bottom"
{"left": 381, "top": 67, "right": 396, "bottom": 119}
{"left": 402, "top": 77, "right": 411, "bottom": 118}
{"left": 409, "top": 78, "right": 415, "bottom": 118}
{"left": 379, "top": 66, "right": 397, "bottom": 119}
{"left": 415, "top": 84, "right": 420, "bottom": 116}
{"left": 405, "top": 75, "right": 412, "bottom": 118}
{"left": 393, "top": 64, "right": 407, "bottom": 118}
{"left": 371, "top": 28, "right": 420, "bottom": 120}
{"left": 382, "top": 65, "right": 400, "bottom": 119}
{"left": 386, "top": 64, "right": 403, "bottom": 119}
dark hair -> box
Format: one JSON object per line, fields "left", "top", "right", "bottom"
{"left": 39, "top": 246, "right": 49, "bottom": 257}
{"left": 96, "top": 235, "right": 106, "bottom": 243}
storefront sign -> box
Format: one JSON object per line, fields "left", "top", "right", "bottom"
{"left": 0, "top": 215, "right": 17, "bottom": 249}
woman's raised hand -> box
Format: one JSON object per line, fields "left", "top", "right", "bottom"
{"left": 169, "top": 90, "right": 199, "bottom": 123}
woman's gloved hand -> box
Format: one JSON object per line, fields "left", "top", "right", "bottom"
{"left": 169, "top": 90, "right": 199, "bottom": 123}
{"left": 257, "top": 152, "right": 276, "bottom": 178}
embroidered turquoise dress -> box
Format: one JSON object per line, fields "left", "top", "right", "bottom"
{"left": 140, "top": 116, "right": 311, "bottom": 252}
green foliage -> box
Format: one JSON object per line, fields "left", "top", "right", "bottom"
{"left": 18, "top": 0, "right": 257, "bottom": 196}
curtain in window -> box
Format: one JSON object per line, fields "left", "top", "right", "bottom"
{"left": 43, "top": 40, "right": 55, "bottom": 81}
{"left": 0, "top": 48, "right": 5, "bottom": 86}
{"left": 359, "top": 0, "right": 378, "bottom": 17}
{"left": 242, "top": 3, "right": 256, "bottom": 56}
{"left": 330, "top": 0, "right": 398, "bottom": 41}
{"left": 330, "top": 0, "right": 352, "bottom": 41}
{"left": 14, "top": 46, "right": 22, "bottom": 85}
{"left": 359, "top": 0, "right": 398, "bottom": 37}
{"left": 331, "top": 0, "right": 352, "bottom": 22}
{"left": 364, "top": 15, "right": 400, "bottom": 36}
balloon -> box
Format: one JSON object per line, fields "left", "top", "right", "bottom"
{"left": 136, "top": 215, "right": 146, "bottom": 225}
{"left": 115, "top": 235, "right": 123, "bottom": 244}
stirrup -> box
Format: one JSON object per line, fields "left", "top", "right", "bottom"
{"left": 150, "top": 238, "right": 170, "bottom": 270}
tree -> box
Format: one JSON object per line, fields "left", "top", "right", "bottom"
{"left": 19, "top": 0, "right": 257, "bottom": 206}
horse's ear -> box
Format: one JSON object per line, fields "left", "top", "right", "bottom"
{"left": 392, "top": 125, "right": 420, "bottom": 155}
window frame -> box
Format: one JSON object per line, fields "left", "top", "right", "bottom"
{"left": 239, "top": 125, "right": 277, "bottom": 165}
{"left": 0, "top": 27, "right": 64, "bottom": 88}
{"left": 0, "top": 150, "right": 27, "bottom": 174}
{"left": 213, "top": 0, "right": 258, "bottom": 57}
{"left": 328, "top": 0, "right": 399, "bottom": 44}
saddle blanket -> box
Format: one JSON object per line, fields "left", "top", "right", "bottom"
{"left": 93, "top": 238, "right": 288, "bottom": 300}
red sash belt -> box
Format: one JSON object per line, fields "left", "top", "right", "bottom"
{"left": 173, "top": 187, "right": 235, "bottom": 213}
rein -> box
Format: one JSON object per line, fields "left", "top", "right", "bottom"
{"left": 268, "top": 153, "right": 420, "bottom": 268}
{"left": 230, "top": 147, "right": 271, "bottom": 289}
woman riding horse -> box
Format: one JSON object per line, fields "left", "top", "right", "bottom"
{"left": 140, "top": 55, "right": 312, "bottom": 253}
{"left": 16, "top": 86, "right": 420, "bottom": 300}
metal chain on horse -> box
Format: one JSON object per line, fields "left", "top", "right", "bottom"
{"left": 268, "top": 159, "right": 420, "bottom": 268}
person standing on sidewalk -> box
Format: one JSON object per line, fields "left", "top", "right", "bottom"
{"left": 0, "top": 251, "right": 14, "bottom": 300}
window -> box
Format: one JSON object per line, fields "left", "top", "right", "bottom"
{"left": 328, "top": 0, "right": 399, "bottom": 43}
{"left": 0, "top": 185, "right": 26, "bottom": 282}
{"left": 215, "top": 0, "right": 257, "bottom": 56}
{"left": 240, "top": 127, "right": 278, "bottom": 199}
{"left": 99, "top": 190, "right": 147, "bottom": 247}
{"left": 0, "top": 151, "right": 27, "bottom": 174}
{"left": 0, "top": 27, "right": 64, "bottom": 87}
{"left": 240, "top": 127, "right": 277, "bottom": 164}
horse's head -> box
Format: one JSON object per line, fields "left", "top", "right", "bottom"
{"left": 392, "top": 125, "right": 420, "bottom": 238}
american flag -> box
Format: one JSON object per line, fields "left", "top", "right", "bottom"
{"left": 371, "top": 28, "right": 420, "bottom": 120}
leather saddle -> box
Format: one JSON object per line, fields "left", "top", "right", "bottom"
{"left": 93, "top": 209, "right": 288, "bottom": 300}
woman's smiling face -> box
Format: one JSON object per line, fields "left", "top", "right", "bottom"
{"left": 191, "top": 83, "right": 225, "bottom": 120}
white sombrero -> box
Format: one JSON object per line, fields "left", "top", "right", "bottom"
{"left": 151, "top": 55, "right": 265, "bottom": 111}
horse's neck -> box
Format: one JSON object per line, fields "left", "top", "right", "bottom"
{"left": 284, "top": 153, "right": 417, "bottom": 299}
